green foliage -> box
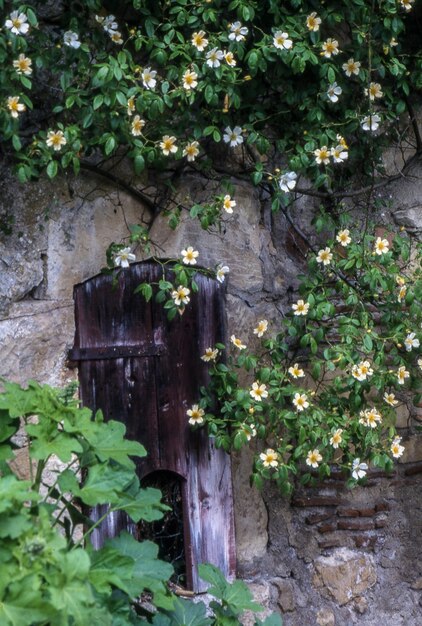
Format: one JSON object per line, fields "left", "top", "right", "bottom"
{"left": 0, "top": 380, "right": 170, "bottom": 624}
{"left": 131, "top": 257, "right": 219, "bottom": 319}
{"left": 199, "top": 226, "right": 422, "bottom": 492}
{"left": 0, "top": 0, "right": 421, "bottom": 199}
{"left": 153, "top": 564, "right": 283, "bottom": 626}
{"left": 0, "top": 380, "right": 280, "bottom": 625}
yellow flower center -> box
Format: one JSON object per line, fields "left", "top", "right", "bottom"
{"left": 51, "top": 134, "right": 63, "bottom": 146}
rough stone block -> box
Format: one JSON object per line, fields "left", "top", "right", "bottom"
{"left": 410, "top": 577, "right": 422, "bottom": 590}
{"left": 232, "top": 448, "right": 268, "bottom": 564}
{"left": 400, "top": 434, "right": 422, "bottom": 464}
{"left": 45, "top": 190, "right": 150, "bottom": 300}
{"left": 0, "top": 300, "right": 75, "bottom": 386}
{"left": 272, "top": 578, "right": 296, "bottom": 613}
{"left": 375, "top": 516, "right": 387, "bottom": 529}
{"left": 241, "top": 582, "right": 272, "bottom": 626}
{"left": 353, "top": 595, "right": 368, "bottom": 614}
{"left": 316, "top": 608, "right": 335, "bottom": 626}
{"left": 313, "top": 548, "right": 377, "bottom": 605}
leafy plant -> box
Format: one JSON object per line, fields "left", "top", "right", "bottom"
{"left": 195, "top": 225, "right": 422, "bottom": 493}
{"left": 1, "top": 0, "right": 421, "bottom": 221}
{"left": 0, "top": 380, "right": 281, "bottom": 625}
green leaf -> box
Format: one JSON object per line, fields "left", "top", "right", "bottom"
{"left": 105, "top": 136, "right": 116, "bottom": 155}
{"left": 89, "top": 546, "right": 136, "bottom": 595}
{"left": 204, "top": 85, "right": 214, "bottom": 104}
{"left": 0, "top": 475, "right": 38, "bottom": 513}
{"left": 29, "top": 432, "right": 83, "bottom": 462}
{"left": 84, "top": 419, "right": 146, "bottom": 468}
{"left": 61, "top": 550, "right": 91, "bottom": 581}
{"left": 0, "top": 601, "right": 53, "bottom": 626}
{"left": 134, "top": 282, "right": 153, "bottom": 301}
{"left": 119, "top": 486, "right": 169, "bottom": 523}
{"left": 108, "top": 532, "right": 173, "bottom": 596}
{"left": 46, "top": 160, "right": 58, "bottom": 179}
{"left": 49, "top": 580, "right": 95, "bottom": 625}
{"left": 11, "top": 135, "right": 21, "bottom": 151}
{"left": 0, "top": 513, "right": 31, "bottom": 539}
{"left": 134, "top": 154, "right": 145, "bottom": 174}
{"left": 363, "top": 333, "right": 373, "bottom": 351}
{"left": 153, "top": 597, "right": 212, "bottom": 626}
{"left": 199, "top": 564, "right": 262, "bottom": 613}
{"left": 78, "top": 463, "right": 136, "bottom": 506}
{"left": 93, "top": 94, "right": 104, "bottom": 110}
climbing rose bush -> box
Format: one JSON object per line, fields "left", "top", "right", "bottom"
{"left": 1, "top": 0, "right": 422, "bottom": 492}
{"left": 0, "top": 0, "right": 420, "bottom": 201}
{"left": 195, "top": 227, "right": 422, "bottom": 493}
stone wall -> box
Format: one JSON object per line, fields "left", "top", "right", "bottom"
{"left": 1, "top": 160, "right": 422, "bottom": 625}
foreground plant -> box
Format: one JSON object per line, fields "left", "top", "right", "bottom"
{"left": 0, "top": 380, "right": 281, "bottom": 625}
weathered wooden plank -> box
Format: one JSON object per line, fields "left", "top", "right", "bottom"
{"left": 69, "top": 343, "right": 165, "bottom": 361}
{"left": 79, "top": 356, "right": 160, "bottom": 473}
{"left": 74, "top": 263, "right": 156, "bottom": 349}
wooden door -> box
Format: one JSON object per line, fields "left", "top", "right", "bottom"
{"left": 70, "top": 261, "right": 236, "bottom": 591}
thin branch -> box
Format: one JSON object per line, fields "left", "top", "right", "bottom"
{"left": 80, "top": 161, "right": 157, "bottom": 213}
{"left": 405, "top": 96, "right": 422, "bottom": 153}
{"left": 293, "top": 165, "right": 419, "bottom": 200}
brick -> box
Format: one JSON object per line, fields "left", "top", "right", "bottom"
{"left": 292, "top": 496, "right": 343, "bottom": 507}
{"left": 317, "top": 522, "right": 338, "bottom": 534}
{"left": 354, "top": 535, "right": 378, "bottom": 549}
{"left": 357, "top": 508, "right": 376, "bottom": 517}
{"left": 337, "top": 507, "right": 360, "bottom": 518}
{"left": 367, "top": 469, "right": 391, "bottom": 478}
{"left": 318, "top": 537, "right": 342, "bottom": 549}
{"left": 375, "top": 500, "right": 390, "bottom": 512}
{"left": 337, "top": 519, "right": 375, "bottom": 531}
{"left": 337, "top": 506, "right": 376, "bottom": 517}
{"left": 306, "top": 513, "right": 333, "bottom": 525}
{"left": 404, "top": 462, "right": 422, "bottom": 476}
